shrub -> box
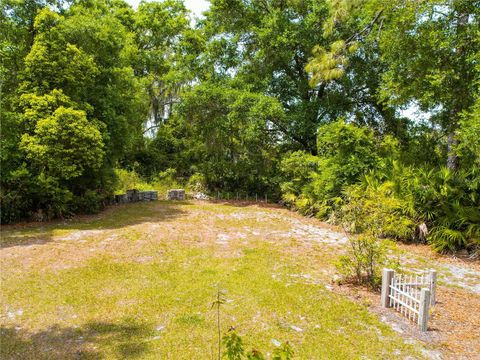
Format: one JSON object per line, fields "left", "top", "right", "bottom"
{"left": 151, "top": 168, "right": 184, "bottom": 198}
{"left": 20, "top": 106, "right": 104, "bottom": 180}
{"left": 398, "top": 166, "right": 480, "bottom": 253}
{"left": 315, "top": 120, "right": 380, "bottom": 198}
{"left": 2, "top": 172, "right": 74, "bottom": 222}
{"left": 114, "top": 168, "right": 152, "bottom": 194}
{"left": 187, "top": 172, "right": 207, "bottom": 193}
{"left": 338, "top": 161, "right": 480, "bottom": 253}
{"left": 339, "top": 175, "right": 417, "bottom": 239}
{"left": 1, "top": 166, "right": 34, "bottom": 223}
{"left": 280, "top": 121, "right": 382, "bottom": 219}
{"left": 279, "top": 151, "right": 319, "bottom": 214}
{"left": 336, "top": 235, "right": 389, "bottom": 289}
{"left": 70, "top": 190, "right": 105, "bottom": 214}
{"left": 33, "top": 173, "right": 73, "bottom": 220}
{"left": 222, "top": 328, "right": 293, "bottom": 360}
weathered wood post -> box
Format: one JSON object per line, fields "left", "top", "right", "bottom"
{"left": 381, "top": 268, "right": 395, "bottom": 308}
{"left": 265, "top": 194, "right": 268, "bottom": 203}
{"left": 255, "top": 193, "right": 258, "bottom": 202}
{"left": 429, "top": 270, "right": 437, "bottom": 306}
{"left": 418, "top": 288, "right": 431, "bottom": 331}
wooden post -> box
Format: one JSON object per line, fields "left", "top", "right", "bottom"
{"left": 418, "top": 288, "right": 431, "bottom": 331}
{"left": 381, "top": 268, "right": 394, "bottom": 308}
{"left": 265, "top": 194, "right": 268, "bottom": 203}
{"left": 255, "top": 193, "right": 258, "bottom": 202}
{"left": 429, "top": 270, "right": 437, "bottom": 306}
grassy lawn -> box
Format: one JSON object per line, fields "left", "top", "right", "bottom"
{"left": 0, "top": 201, "right": 427, "bottom": 359}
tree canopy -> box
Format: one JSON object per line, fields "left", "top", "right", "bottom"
{"left": 1, "top": 0, "right": 478, "bottom": 252}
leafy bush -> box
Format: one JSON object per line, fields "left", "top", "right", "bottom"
{"left": 343, "top": 162, "right": 480, "bottom": 253}
{"left": 155, "top": 168, "right": 178, "bottom": 188}
{"left": 336, "top": 235, "right": 389, "bottom": 289}
{"left": 32, "top": 173, "right": 73, "bottom": 220}
{"left": 222, "top": 328, "right": 293, "bottom": 360}
{"left": 70, "top": 190, "right": 106, "bottom": 215}
{"left": 279, "top": 150, "right": 319, "bottom": 214}
{"left": 151, "top": 168, "right": 185, "bottom": 198}
{"left": 279, "top": 120, "right": 480, "bottom": 253}
{"left": 339, "top": 175, "right": 418, "bottom": 239}
{"left": 280, "top": 121, "right": 383, "bottom": 218}
{"left": 114, "top": 168, "right": 152, "bottom": 194}
{"left": 1, "top": 166, "right": 35, "bottom": 223}
{"left": 425, "top": 174, "right": 480, "bottom": 253}
{"left": 187, "top": 172, "right": 207, "bottom": 193}
{"left": 393, "top": 166, "right": 480, "bottom": 253}
{"left": 20, "top": 106, "right": 104, "bottom": 180}
{"left": 316, "top": 120, "right": 380, "bottom": 191}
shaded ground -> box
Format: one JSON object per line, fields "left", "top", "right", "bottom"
{"left": 1, "top": 200, "right": 479, "bottom": 359}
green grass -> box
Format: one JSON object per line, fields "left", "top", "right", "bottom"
{"left": 0, "top": 201, "right": 426, "bottom": 359}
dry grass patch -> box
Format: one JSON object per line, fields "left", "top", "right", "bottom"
{"left": 1, "top": 201, "right": 434, "bottom": 358}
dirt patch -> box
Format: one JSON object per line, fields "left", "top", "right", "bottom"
{"left": 397, "top": 243, "right": 480, "bottom": 295}
{"left": 57, "top": 230, "right": 106, "bottom": 242}
{"left": 334, "top": 283, "right": 480, "bottom": 360}
{"left": 429, "top": 287, "right": 480, "bottom": 359}
{"left": 274, "top": 222, "right": 348, "bottom": 246}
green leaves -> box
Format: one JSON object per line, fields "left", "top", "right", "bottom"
{"left": 175, "top": 83, "right": 284, "bottom": 193}
{"left": 20, "top": 106, "right": 104, "bottom": 180}
{"left": 221, "top": 328, "right": 293, "bottom": 360}
{"left": 279, "top": 120, "right": 383, "bottom": 218}
{"left": 457, "top": 99, "right": 480, "bottom": 167}
{"left": 306, "top": 40, "right": 351, "bottom": 85}
{"left": 223, "top": 328, "right": 245, "bottom": 360}
{"left": 336, "top": 235, "right": 388, "bottom": 288}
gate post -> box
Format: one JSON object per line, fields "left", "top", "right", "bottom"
{"left": 418, "top": 288, "right": 431, "bottom": 332}
{"left": 381, "top": 268, "right": 394, "bottom": 308}
{"left": 429, "top": 270, "right": 437, "bottom": 306}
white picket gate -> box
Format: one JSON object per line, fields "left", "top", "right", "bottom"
{"left": 381, "top": 268, "right": 437, "bottom": 332}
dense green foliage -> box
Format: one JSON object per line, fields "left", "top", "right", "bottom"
{"left": 1, "top": 0, "right": 478, "bottom": 253}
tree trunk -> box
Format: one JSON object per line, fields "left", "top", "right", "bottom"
{"left": 447, "top": 131, "right": 458, "bottom": 171}
{"left": 447, "top": 9, "right": 468, "bottom": 172}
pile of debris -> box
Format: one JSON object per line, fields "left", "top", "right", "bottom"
{"left": 115, "top": 189, "right": 158, "bottom": 204}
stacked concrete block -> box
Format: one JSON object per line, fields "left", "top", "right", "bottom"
{"left": 115, "top": 194, "right": 129, "bottom": 204}
{"left": 167, "top": 189, "right": 185, "bottom": 200}
{"left": 115, "top": 189, "right": 158, "bottom": 204}
{"left": 139, "top": 191, "right": 158, "bottom": 201}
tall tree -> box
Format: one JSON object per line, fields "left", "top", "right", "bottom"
{"left": 308, "top": 0, "right": 480, "bottom": 169}
{"left": 1, "top": 0, "right": 149, "bottom": 222}
{"left": 134, "top": 0, "right": 203, "bottom": 132}
{"left": 202, "top": 0, "right": 406, "bottom": 153}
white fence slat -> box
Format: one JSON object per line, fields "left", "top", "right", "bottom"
{"left": 408, "top": 275, "right": 412, "bottom": 320}
{"left": 390, "top": 296, "right": 419, "bottom": 314}
{"left": 381, "top": 268, "right": 435, "bottom": 332}
{"left": 389, "top": 285, "right": 420, "bottom": 304}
